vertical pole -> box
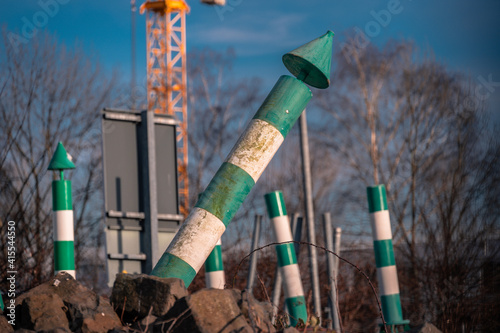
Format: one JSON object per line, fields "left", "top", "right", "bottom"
{"left": 323, "top": 213, "right": 341, "bottom": 331}
{"left": 205, "top": 238, "right": 225, "bottom": 289}
{"left": 291, "top": 213, "right": 303, "bottom": 256}
{"left": 271, "top": 265, "right": 283, "bottom": 325}
{"left": 141, "top": 110, "right": 159, "bottom": 273}
{"left": 299, "top": 110, "right": 321, "bottom": 322}
{"left": 247, "top": 214, "right": 262, "bottom": 292}
{"left": 130, "top": 0, "right": 137, "bottom": 109}
{"left": 265, "top": 191, "right": 307, "bottom": 327}
{"left": 52, "top": 177, "right": 75, "bottom": 278}
{"left": 334, "top": 227, "right": 341, "bottom": 286}
{"left": 367, "top": 185, "right": 409, "bottom": 328}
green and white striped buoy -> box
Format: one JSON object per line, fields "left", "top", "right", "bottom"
{"left": 150, "top": 31, "right": 334, "bottom": 288}
{"left": 204, "top": 238, "right": 225, "bottom": 289}
{"left": 48, "top": 142, "right": 76, "bottom": 278}
{"left": 265, "top": 191, "right": 307, "bottom": 327}
{"left": 367, "top": 185, "right": 409, "bottom": 327}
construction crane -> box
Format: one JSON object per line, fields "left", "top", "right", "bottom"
{"left": 140, "top": 0, "right": 189, "bottom": 217}
{"left": 139, "top": 0, "right": 224, "bottom": 216}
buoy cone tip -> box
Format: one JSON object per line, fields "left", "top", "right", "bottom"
{"left": 48, "top": 142, "right": 76, "bottom": 170}
{"left": 282, "top": 30, "right": 334, "bottom": 89}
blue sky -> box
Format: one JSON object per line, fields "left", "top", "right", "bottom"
{"left": 2, "top": 0, "right": 500, "bottom": 121}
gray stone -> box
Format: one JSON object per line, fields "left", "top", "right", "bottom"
{"left": 111, "top": 273, "right": 188, "bottom": 324}
{"left": 19, "top": 293, "right": 69, "bottom": 331}
{"left": 14, "top": 272, "right": 123, "bottom": 332}
{"left": 156, "top": 288, "right": 253, "bottom": 333}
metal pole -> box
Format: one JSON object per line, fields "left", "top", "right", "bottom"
{"left": 141, "top": 110, "right": 159, "bottom": 273}
{"left": 130, "top": 0, "right": 137, "bottom": 109}
{"left": 271, "top": 264, "right": 283, "bottom": 325}
{"left": 246, "top": 214, "right": 262, "bottom": 292}
{"left": 334, "top": 227, "right": 341, "bottom": 281}
{"left": 299, "top": 110, "right": 321, "bottom": 322}
{"left": 291, "top": 214, "right": 303, "bottom": 256}
{"left": 323, "top": 213, "right": 341, "bottom": 331}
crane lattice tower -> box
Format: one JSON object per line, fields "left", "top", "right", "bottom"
{"left": 141, "top": 0, "right": 189, "bottom": 216}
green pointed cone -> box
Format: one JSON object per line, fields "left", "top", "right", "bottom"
{"left": 282, "top": 30, "right": 334, "bottom": 89}
{"left": 48, "top": 142, "right": 75, "bottom": 170}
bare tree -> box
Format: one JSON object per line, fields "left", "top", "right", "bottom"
{"left": 0, "top": 29, "right": 119, "bottom": 293}
{"left": 314, "top": 37, "right": 500, "bottom": 331}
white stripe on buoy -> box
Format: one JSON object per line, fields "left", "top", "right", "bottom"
{"left": 206, "top": 270, "right": 225, "bottom": 289}
{"left": 55, "top": 269, "right": 75, "bottom": 278}
{"left": 168, "top": 207, "right": 226, "bottom": 272}
{"left": 370, "top": 210, "right": 393, "bottom": 241}
{"left": 226, "top": 119, "right": 284, "bottom": 182}
{"left": 53, "top": 210, "right": 74, "bottom": 241}
{"left": 272, "top": 215, "right": 293, "bottom": 243}
{"left": 377, "top": 265, "right": 400, "bottom": 296}
{"left": 281, "top": 264, "right": 305, "bottom": 298}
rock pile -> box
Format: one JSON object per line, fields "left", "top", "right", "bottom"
{"left": 0, "top": 273, "right": 299, "bottom": 333}
{"left": 1, "top": 272, "right": 121, "bottom": 332}
{"left": 110, "top": 273, "right": 278, "bottom": 332}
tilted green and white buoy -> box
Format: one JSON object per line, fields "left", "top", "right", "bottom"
{"left": 150, "top": 31, "right": 335, "bottom": 290}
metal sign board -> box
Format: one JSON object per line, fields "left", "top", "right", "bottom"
{"left": 101, "top": 108, "right": 183, "bottom": 285}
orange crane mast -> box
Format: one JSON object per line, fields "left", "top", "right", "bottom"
{"left": 140, "top": 0, "right": 190, "bottom": 216}
{"left": 140, "top": 0, "right": 225, "bottom": 217}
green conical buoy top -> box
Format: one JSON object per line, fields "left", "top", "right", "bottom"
{"left": 48, "top": 142, "right": 75, "bottom": 170}
{"left": 282, "top": 30, "right": 334, "bottom": 89}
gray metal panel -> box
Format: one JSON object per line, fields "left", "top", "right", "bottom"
{"left": 102, "top": 119, "right": 141, "bottom": 215}
{"left": 155, "top": 122, "right": 179, "bottom": 215}
{"left": 101, "top": 109, "right": 181, "bottom": 285}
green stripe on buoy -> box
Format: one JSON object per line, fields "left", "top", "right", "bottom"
{"left": 205, "top": 245, "right": 223, "bottom": 272}
{"left": 285, "top": 295, "right": 308, "bottom": 326}
{"left": 367, "top": 185, "right": 388, "bottom": 213}
{"left": 151, "top": 252, "right": 196, "bottom": 287}
{"left": 196, "top": 162, "right": 255, "bottom": 227}
{"left": 380, "top": 293, "right": 404, "bottom": 324}
{"left": 253, "top": 75, "right": 311, "bottom": 138}
{"left": 276, "top": 243, "right": 297, "bottom": 266}
{"left": 264, "top": 191, "right": 287, "bottom": 218}
{"left": 52, "top": 180, "right": 73, "bottom": 211}
{"left": 373, "top": 239, "right": 396, "bottom": 268}
{"left": 54, "top": 241, "right": 75, "bottom": 270}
